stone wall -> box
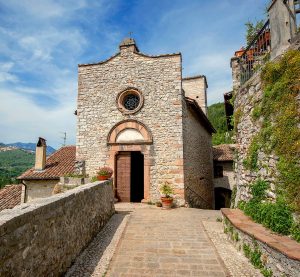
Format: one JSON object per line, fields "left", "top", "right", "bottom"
{"left": 233, "top": 73, "right": 278, "bottom": 204}
{"left": 232, "top": 28, "right": 300, "bottom": 206}
{"left": 0, "top": 180, "right": 115, "bottom": 276}
{"left": 213, "top": 161, "right": 234, "bottom": 190}
{"left": 222, "top": 208, "right": 300, "bottom": 277}
{"left": 182, "top": 104, "right": 214, "bottom": 209}
{"left": 23, "top": 179, "right": 59, "bottom": 202}
{"left": 77, "top": 42, "right": 185, "bottom": 202}
{"left": 182, "top": 76, "right": 208, "bottom": 115}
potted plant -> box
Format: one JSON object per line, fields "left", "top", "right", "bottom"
{"left": 160, "top": 182, "right": 174, "bottom": 209}
{"left": 97, "top": 166, "right": 113, "bottom": 181}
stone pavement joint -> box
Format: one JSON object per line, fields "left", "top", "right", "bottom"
{"left": 65, "top": 203, "right": 263, "bottom": 277}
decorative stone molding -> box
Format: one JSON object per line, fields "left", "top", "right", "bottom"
{"left": 116, "top": 87, "right": 144, "bottom": 115}
{"left": 107, "top": 119, "right": 152, "bottom": 145}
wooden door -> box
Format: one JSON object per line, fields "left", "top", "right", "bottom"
{"left": 116, "top": 152, "right": 131, "bottom": 202}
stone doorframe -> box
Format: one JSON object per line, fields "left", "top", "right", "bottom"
{"left": 106, "top": 119, "right": 153, "bottom": 201}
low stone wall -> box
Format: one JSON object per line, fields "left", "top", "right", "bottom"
{"left": 222, "top": 208, "right": 300, "bottom": 277}
{"left": 0, "top": 180, "right": 115, "bottom": 277}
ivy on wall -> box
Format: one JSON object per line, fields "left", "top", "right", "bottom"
{"left": 243, "top": 50, "right": 300, "bottom": 212}
{"left": 238, "top": 179, "right": 300, "bottom": 242}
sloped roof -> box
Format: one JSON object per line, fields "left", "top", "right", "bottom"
{"left": 18, "top": 146, "right": 76, "bottom": 180}
{"left": 185, "top": 97, "right": 216, "bottom": 134}
{"left": 0, "top": 184, "right": 22, "bottom": 211}
{"left": 213, "top": 144, "right": 236, "bottom": 162}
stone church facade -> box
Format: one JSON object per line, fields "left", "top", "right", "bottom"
{"left": 76, "top": 38, "right": 215, "bottom": 208}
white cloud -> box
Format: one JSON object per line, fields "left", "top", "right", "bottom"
{"left": 0, "top": 89, "right": 76, "bottom": 148}
{"left": 0, "top": 62, "right": 18, "bottom": 83}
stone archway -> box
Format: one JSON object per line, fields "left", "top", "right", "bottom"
{"left": 106, "top": 119, "right": 153, "bottom": 202}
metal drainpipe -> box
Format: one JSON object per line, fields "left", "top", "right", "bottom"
{"left": 21, "top": 181, "right": 28, "bottom": 203}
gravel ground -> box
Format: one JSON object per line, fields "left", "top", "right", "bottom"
{"left": 65, "top": 211, "right": 130, "bottom": 277}
{"left": 202, "top": 219, "right": 262, "bottom": 277}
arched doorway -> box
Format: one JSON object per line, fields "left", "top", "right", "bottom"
{"left": 116, "top": 151, "right": 144, "bottom": 202}
{"left": 214, "top": 187, "right": 232, "bottom": 210}
{"left": 107, "top": 119, "right": 153, "bottom": 202}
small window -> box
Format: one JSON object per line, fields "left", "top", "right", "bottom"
{"left": 214, "top": 165, "right": 223, "bottom": 178}
{"left": 123, "top": 94, "right": 140, "bottom": 110}
{"left": 116, "top": 88, "right": 144, "bottom": 114}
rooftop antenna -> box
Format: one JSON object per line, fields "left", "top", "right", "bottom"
{"left": 129, "top": 31, "right": 133, "bottom": 38}
{"left": 61, "top": 132, "right": 67, "bottom": 147}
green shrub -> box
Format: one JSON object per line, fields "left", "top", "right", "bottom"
{"left": 243, "top": 136, "right": 260, "bottom": 171}
{"left": 251, "top": 105, "right": 261, "bottom": 120}
{"left": 291, "top": 221, "right": 300, "bottom": 243}
{"left": 237, "top": 200, "right": 247, "bottom": 210}
{"left": 259, "top": 50, "right": 300, "bottom": 212}
{"left": 261, "top": 200, "right": 293, "bottom": 235}
{"left": 243, "top": 179, "right": 294, "bottom": 236}
{"left": 242, "top": 243, "right": 273, "bottom": 276}
{"left": 261, "top": 268, "right": 273, "bottom": 277}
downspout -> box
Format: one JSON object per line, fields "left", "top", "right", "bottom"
{"left": 21, "top": 180, "right": 28, "bottom": 203}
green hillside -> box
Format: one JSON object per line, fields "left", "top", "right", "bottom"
{"left": 0, "top": 149, "right": 35, "bottom": 188}
{"left": 208, "top": 102, "right": 233, "bottom": 145}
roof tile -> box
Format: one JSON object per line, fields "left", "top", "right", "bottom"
{"left": 18, "top": 146, "right": 76, "bottom": 180}
{"left": 213, "top": 144, "right": 235, "bottom": 161}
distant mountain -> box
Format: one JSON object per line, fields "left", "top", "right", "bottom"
{"left": 0, "top": 149, "right": 35, "bottom": 188}
{"left": 1, "top": 142, "right": 56, "bottom": 155}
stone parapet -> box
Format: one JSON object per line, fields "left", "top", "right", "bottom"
{"left": 0, "top": 180, "right": 115, "bottom": 276}
{"left": 222, "top": 208, "right": 300, "bottom": 277}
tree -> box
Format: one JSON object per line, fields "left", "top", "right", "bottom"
{"left": 245, "top": 20, "right": 264, "bottom": 45}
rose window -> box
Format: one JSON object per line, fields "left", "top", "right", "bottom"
{"left": 123, "top": 94, "right": 140, "bottom": 110}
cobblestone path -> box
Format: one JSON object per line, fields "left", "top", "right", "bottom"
{"left": 66, "top": 203, "right": 262, "bottom": 277}
{"left": 106, "top": 205, "right": 229, "bottom": 277}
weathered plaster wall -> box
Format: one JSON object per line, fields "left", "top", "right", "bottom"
{"left": 182, "top": 105, "right": 214, "bottom": 209}
{"left": 23, "top": 179, "right": 59, "bottom": 202}
{"left": 77, "top": 45, "right": 185, "bottom": 202}
{"left": 0, "top": 181, "right": 114, "bottom": 277}
{"left": 268, "top": 0, "right": 297, "bottom": 59}
{"left": 213, "top": 161, "right": 235, "bottom": 191}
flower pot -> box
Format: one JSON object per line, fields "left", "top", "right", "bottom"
{"left": 97, "top": 175, "right": 110, "bottom": 181}
{"left": 161, "top": 197, "right": 173, "bottom": 210}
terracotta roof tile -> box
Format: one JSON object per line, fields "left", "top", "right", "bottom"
{"left": 0, "top": 185, "right": 22, "bottom": 211}
{"left": 18, "top": 146, "right": 76, "bottom": 180}
{"left": 213, "top": 144, "right": 235, "bottom": 161}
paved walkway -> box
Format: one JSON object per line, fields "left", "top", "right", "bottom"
{"left": 107, "top": 205, "right": 228, "bottom": 277}
{"left": 65, "top": 203, "right": 261, "bottom": 277}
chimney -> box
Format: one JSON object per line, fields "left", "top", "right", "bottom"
{"left": 35, "top": 137, "right": 47, "bottom": 170}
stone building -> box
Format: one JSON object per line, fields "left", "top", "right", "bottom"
{"left": 212, "top": 144, "right": 235, "bottom": 209}
{"left": 76, "top": 38, "right": 215, "bottom": 208}
{"left": 18, "top": 138, "right": 75, "bottom": 202}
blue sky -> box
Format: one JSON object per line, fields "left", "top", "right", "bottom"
{"left": 0, "top": 0, "right": 269, "bottom": 149}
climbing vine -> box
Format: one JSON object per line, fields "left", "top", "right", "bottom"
{"left": 244, "top": 50, "right": 300, "bottom": 212}
{"left": 239, "top": 179, "right": 300, "bottom": 242}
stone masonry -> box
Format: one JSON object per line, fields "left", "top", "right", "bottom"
{"left": 0, "top": 180, "right": 115, "bottom": 276}
{"left": 231, "top": 71, "right": 277, "bottom": 203}
{"left": 182, "top": 76, "right": 208, "bottom": 115}
{"left": 77, "top": 42, "right": 184, "bottom": 202}
{"left": 183, "top": 102, "right": 214, "bottom": 209}
{"left": 76, "top": 39, "right": 214, "bottom": 206}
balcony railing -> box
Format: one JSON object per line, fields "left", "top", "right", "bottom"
{"left": 238, "top": 20, "right": 271, "bottom": 84}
